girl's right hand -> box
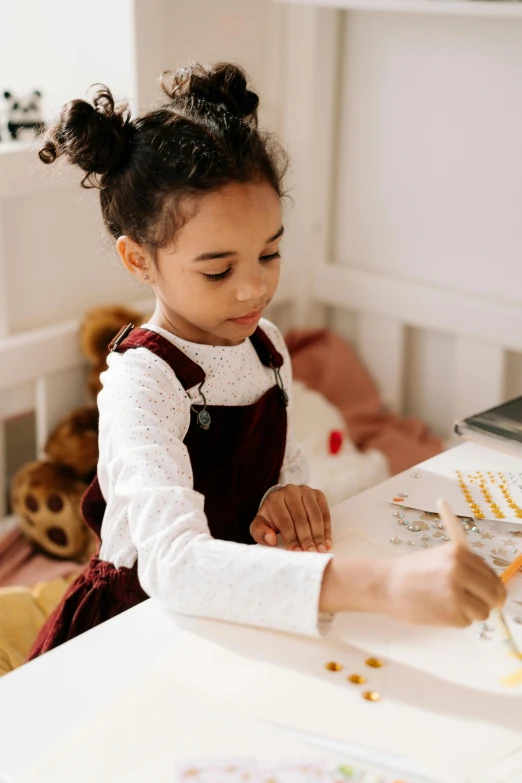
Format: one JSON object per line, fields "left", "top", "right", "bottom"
{"left": 319, "top": 544, "right": 506, "bottom": 627}
{"left": 385, "top": 543, "right": 506, "bottom": 627}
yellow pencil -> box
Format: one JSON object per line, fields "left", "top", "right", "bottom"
{"left": 500, "top": 553, "right": 522, "bottom": 585}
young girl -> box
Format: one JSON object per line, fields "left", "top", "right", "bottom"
{"left": 29, "top": 63, "right": 505, "bottom": 657}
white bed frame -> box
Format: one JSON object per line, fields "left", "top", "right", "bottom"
{"left": 2, "top": 0, "right": 522, "bottom": 521}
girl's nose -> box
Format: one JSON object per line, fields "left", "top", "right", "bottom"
{"left": 236, "top": 270, "right": 268, "bottom": 302}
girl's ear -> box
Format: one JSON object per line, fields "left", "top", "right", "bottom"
{"left": 116, "top": 236, "right": 155, "bottom": 284}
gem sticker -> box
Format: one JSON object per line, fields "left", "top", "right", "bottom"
{"left": 325, "top": 661, "right": 343, "bottom": 672}
{"left": 365, "top": 657, "right": 384, "bottom": 668}
{"left": 348, "top": 674, "right": 366, "bottom": 685}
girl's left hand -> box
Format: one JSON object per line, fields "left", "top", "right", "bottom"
{"left": 250, "top": 485, "right": 332, "bottom": 553}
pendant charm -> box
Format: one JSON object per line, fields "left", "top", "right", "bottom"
{"left": 197, "top": 409, "right": 212, "bottom": 430}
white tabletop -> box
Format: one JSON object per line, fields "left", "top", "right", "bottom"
{"left": 2, "top": 441, "right": 522, "bottom": 782}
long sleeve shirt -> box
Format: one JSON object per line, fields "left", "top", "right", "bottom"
{"left": 96, "top": 319, "right": 332, "bottom": 637}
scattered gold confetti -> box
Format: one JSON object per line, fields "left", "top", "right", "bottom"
{"left": 362, "top": 690, "right": 381, "bottom": 701}
{"left": 501, "top": 668, "right": 522, "bottom": 687}
{"left": 325, "top": 661, "right": 343, "bottom": 671}
{"left": 365, "top": 657, "right": 384, "bottom": 668}
{"left": 347, "top": 674, "right": 366, "bottom": 684}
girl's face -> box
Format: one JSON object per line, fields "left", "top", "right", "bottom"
{"left": 124, "top": 180, "right": 283, "bottom": 346}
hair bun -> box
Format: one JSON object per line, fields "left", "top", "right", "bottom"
{"left": 39, "top": 86, "right": 133, "bottom": 185}
{"left": 160, "top": 63, "right": 259, "bottom": 121}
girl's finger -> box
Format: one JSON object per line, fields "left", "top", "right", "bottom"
{"left": 250, "top": 515, "right": 278, "bottom": 546}
{"left": 267, "top": 495, "right": 302, "bottom": 551}
{"left": 462, "top": 560, "right": 506, "bottom": 609}
{"left": 315, "top": 490, "right": 332, "bottom": 549}
{"left": 460, "top": 590, "right": 492, "bottom": 624}
{"left": 284, "top": 489, "right": 316, "bottom": 552}
{"left": 302, "top": 490, "right": 327, "bottom": 552}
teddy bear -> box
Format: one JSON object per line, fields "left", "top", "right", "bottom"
{"left": 10, "top": 304, "right": 144, "bottom": 562}
{"left": 1, "top": 90, "right": 44, "bottom": 142}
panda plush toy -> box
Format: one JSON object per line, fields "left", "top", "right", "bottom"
{"left": 1, "top": 90, "right": 44, "bottom": 142}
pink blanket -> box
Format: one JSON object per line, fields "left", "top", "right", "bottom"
{"left": 0, "top": 527, "right": 84, "bottom": 589}
{"left": 286, "top": 328, "right": 442, "bottom": 475}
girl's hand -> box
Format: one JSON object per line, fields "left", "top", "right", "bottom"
{"left": 385, "top": 543, "right": 506, "bottom": 626}
{"left": 320, "top": 543, "right": 506, "bottom": 626}
{"left": 250, "top": 485, "right": 332, "bottom": 553}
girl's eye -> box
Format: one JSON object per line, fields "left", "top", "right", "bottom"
{"left": 203, "top": 269, "right": 231, "bottom": 282}
{"left": 260, "top": 251, "right": 281, "bottom": 263}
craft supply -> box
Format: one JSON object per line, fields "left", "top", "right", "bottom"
{"left": 365, "top": 657, "right": 384, "bottom": 668}
{"left": 456, "top": 472, "right": 486, "bottom": 519}
{"left": 362, "top": 690, "right": 380, "bottom": 702}
{"left": 436, "top": 498, "right": 522, "bottom": 661}
{"left": 499, "top": 552, "right": 522, "bottom": 584}
{"left": 347, "top": 674, "right": 366, "bottom": 684}
{"left": 325, "top": 661, "right": 343, "bottom": 672}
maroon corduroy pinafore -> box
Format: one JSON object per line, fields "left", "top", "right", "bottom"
{"left": 28, "top": 324, "right": 288, "bottom": 659}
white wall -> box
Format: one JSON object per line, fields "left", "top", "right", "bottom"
{"left": 331, "top": 9, "right": 522, "bottom": 434}
{"left": 0, "top": 0, "right": 136, "bottom": 122}
{"left": 162, "top": 0, "right": 283, "bottom": 130}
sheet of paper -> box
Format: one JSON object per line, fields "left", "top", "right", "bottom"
{"left": 388, "top": 468, "right": 522, "bottom": 524}
{"left": 123, "top": 630, "right": 522, "bottom": 783}
{"left": 332, "top": 518, "right": 522, "bottom": 694}
{"left": 20, "top": 654, "right": 430, "bottom": 783}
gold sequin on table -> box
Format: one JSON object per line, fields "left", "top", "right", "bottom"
{"left": 348, "top": 674, "right": 367, "bottom": 684}
{"left": 362, "top": 690, "right": 381, "bottom": 702}
{"left": 365, "top": 657, "right": 384, "bottom": 668}
{"left": 324, "top": 661, "right": 343, "bottom": 672}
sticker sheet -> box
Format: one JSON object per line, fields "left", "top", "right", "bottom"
{"left": 388, "top": 468, "right": 522, "bottom": 523}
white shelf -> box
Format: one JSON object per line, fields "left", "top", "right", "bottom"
{"left": 275, "top": 0, "right": 522, "bottom": 18}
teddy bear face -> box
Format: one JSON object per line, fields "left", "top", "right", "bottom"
{"left": 2, "top": 90, "right": 44, "bottom": 141}
{"left": 11, "top": 462, "right": 90, "bottom": 560}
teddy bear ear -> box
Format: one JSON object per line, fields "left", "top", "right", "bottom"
{"left": 45, "top": 406, "right": 99, "bottom": 479}
{"left": 33, "top": 90, "right": 42, "bottom": 97}
{"left": 3, "top": 91, "right": 11, "bottom": 99}
{"left": 79, "top": 305, "right": 144, "bottom": 365}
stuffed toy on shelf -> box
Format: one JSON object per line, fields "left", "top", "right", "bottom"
{"left": 10, "top": 305, "right": 144, "bottom": 562}
{"left": 0, "top": 90, "right": 44, "bottom": 142}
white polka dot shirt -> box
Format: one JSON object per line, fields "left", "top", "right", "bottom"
{"left": 96, "top": 319, "right": 333, "bottom": 637}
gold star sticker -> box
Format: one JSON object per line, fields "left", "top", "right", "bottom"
{"left": 472, "top": 540, "right": 485, "bottom": 549}
{"left": 481, "top": 532, "right": 494, "bottom": 540}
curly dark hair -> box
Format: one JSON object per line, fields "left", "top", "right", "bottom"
{"left": 38, "top": 62, "right": 288, "bottom": 250}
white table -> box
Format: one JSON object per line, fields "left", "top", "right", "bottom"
{"left": 2, "top": 441, "right": 522, "bottom": 783}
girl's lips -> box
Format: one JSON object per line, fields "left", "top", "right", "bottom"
{"left": 229, "top": 307, "right": 265, "bottom": 326}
